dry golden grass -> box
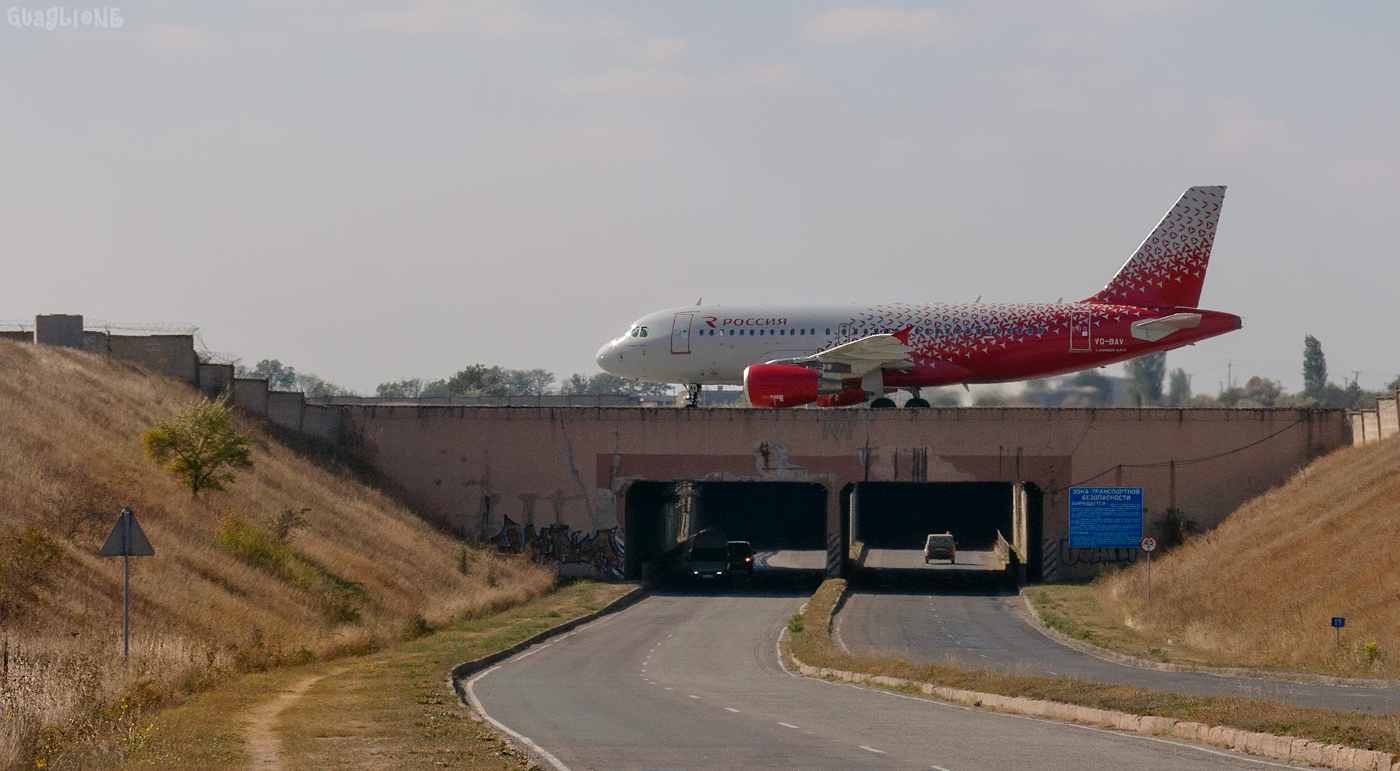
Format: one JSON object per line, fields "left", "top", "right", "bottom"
{"left": 0, "top": 340, "right": 556, "bottom": 769}
{"left": 124, "top": 580, "right": 635, "bottom": 771}
{"left": 1096, "top": 435, "right": 1400, "bottom": 678}
{"left": 791, "top": 580, "right": 1400, "bottom": 754}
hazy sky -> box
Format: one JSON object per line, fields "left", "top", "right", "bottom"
{"left": 4, "top": 1, "right": 1397, "bottom": 395}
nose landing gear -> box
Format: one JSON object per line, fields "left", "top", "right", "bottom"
{"left": 684, "top": 383, "right": 701, "bottom": 408}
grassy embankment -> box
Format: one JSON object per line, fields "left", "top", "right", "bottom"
{"left": 1027, "top": 434, "right": 1400, "bottom": 679}
{"left": 123, "top": 580, "right": 635, "bottom": 770}
{"left": 0, "top": 339, "right": 556, "bottom": 769}
{"left": 787, "top": 579, "right": 1400, "bottom": 754}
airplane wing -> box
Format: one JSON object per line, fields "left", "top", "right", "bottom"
{"left": 769, "top": 327, "right": 914, "bottom": 376}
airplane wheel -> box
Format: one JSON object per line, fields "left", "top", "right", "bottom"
{"left": 869, "top": 398, "right": 896, "bottom": 409}
{"left": 905, "top": 398, "right": 930, "bottom": 408}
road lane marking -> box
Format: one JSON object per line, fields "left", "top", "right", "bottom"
{"left": 688, "top": 695, "right": 700, "bottom": 699}
{"left": 664, "top": 687, "right": 673, "bottom": 691}
{"left": 725, "top": 707, "right": 740, "bottom": 713}
{"left": 859, "top": 746, "right": 885, "bottom": 754}
{"left": 931, "top": 765, "right": 952, "bottom": 770}
{"left": 464, "top": 666, "right": 573, "bottom": 771}
{"left": 779, "top": 722, "right": 799, "bottom": 729}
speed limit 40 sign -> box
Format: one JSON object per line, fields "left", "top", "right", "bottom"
{"left": 1140, "top": 536, "right": 1158, "bottom": 553}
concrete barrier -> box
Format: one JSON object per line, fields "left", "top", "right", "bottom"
{"left": 786, "top": 624, "right": 1395, "bottom": 770}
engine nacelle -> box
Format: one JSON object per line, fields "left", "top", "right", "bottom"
{"left": 816, "top": 387, "right": 867, "bottom": 407}
{"left": 743, "top": 364, "right": 820, "bottom": 408}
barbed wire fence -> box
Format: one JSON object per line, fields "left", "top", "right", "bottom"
{"left": 0, "top": 318, "right": 241, "bottom": 366}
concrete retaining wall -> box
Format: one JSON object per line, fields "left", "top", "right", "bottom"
{"left": 106, "top": 335, "right": 200, "bottom": 384}
{"left": 233, "top": 377, "right": 269, "bottom": 415}
{"left": 332, "top": 405, "right": 1345, "bottom": 580}
{"left": 199, "top": 362, "right": 235, "bottom": 398}
{"left": 266, "top": 391, "right": 305, "bottom": 430}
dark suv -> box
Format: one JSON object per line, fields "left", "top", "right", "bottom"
{"left": 726, "top": 541, "right": 755, "bottom": 576}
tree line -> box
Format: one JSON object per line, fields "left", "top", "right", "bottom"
{"left": 376, "top": 366, "right": 671, "bottom": 398}
{"left": 987, "top": 335, "right": 1395, "bottom": 409}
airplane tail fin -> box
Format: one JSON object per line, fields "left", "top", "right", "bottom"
{"left": 1085, "top": 186, "right": 1225, "bottom": 308}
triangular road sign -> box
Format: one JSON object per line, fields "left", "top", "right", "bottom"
{"left": 99, "top": 508, "right": 155, "bottom": 557}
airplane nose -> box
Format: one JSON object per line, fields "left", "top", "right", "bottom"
{"left": 595, "top": 343, "right": 614, "bottom": 372}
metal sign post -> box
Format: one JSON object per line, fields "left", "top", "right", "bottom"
{"left": 1332, "top": 617, "right": 1345, "bottom": 647}
{"left": 98, "top": 508, "right": 155, "bottom": 662}
{"left": 1140, "top": 536, "right": 1158, "bottom": 602}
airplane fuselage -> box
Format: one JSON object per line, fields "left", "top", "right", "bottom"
{"left": 596, "top": 301, "right": 1240, "bottom": 389}
{"left": 594, "top": 186, "right": 1240, "bottom": 407}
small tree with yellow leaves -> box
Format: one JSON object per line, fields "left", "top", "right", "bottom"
{"left": 142, "top": 396, "right": 253, "bottom": 497}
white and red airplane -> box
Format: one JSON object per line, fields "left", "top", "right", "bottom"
{"left": 596, "top": 186, "right": 1240, "bottom": 408}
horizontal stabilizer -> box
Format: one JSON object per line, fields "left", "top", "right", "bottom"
{"left": 1129, "top": 313, "right": 1202, "bottom": 342}
{"left": 1087, "top": 186, "right": 1225, "bottom": 308}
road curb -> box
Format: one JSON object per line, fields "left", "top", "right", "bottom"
{"left": 794, "top": 584, "right": 1395, "bottom": 771}
{"left": 1018, "top": 589, "right": 1400, "bottom": 690}
{"left": 449, "top": 583, "right": 648, "bottom": 705}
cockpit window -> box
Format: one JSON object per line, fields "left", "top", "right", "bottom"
{"left": 627, "top": 326, "right": 649, "bottom": 338}
{"left": 639, "top": 326, "right": 648, "bottom": 337}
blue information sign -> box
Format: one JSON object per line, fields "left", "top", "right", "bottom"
{"left": 1331, "top": 617, "right": 1345, "bottom": 628}
{"left": 1068, "top": 487, "right": 1143, "bottom": 548}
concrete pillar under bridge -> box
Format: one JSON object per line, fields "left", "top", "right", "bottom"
{"left": 336, "top": 405, "right": 1347, "bottom": 582}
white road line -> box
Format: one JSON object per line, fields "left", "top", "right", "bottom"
{"left": 664, "top": 687, "right": 674, "bottom": 691}
{"left": 688, "top": 694, "right": 700, "bottom": 699}
{"left": 725, "top": 707, "right": 740, "bottom": 713}
{"left": 779, "top": 722, "right": 799, "bottom": 729}
{"left": 860, "top": 745, "right": 885, "bottom": 754}
{"left": 931, "top": 765, "right": 952, "bottom": 770}
{"left": 465, "top": 666, "right": 573, "bottom": 771}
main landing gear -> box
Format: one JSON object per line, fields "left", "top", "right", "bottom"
{"left": 869, "top": 397, "right": 897, "bottom": 409}
{"left": 684, "top": 383, "right": 701, "bottom": 408}
{"left": 904, "top": 387, "right": 931, "bottom": 409}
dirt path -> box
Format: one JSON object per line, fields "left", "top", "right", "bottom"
{"left": 243, "top": 672, "right": 326, "bottom": 769}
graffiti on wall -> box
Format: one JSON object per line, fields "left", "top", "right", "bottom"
{"left": 489, "top": 515, "right": 624, "bottom": 577}
{"left": 1041, "top": 538, "right": 1138, "bottom": 580}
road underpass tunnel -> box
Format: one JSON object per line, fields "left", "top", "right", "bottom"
{"left": 689, "top": 482, "right": 827, "bottom": 553}
{"left": 849, "top": 481, "right": 1014, "bottom": 551}
{"left": 623, "top": 481, "right": 669, "bottom": 580}
{"left": 622, "top": 481, "right": 830, "bottom": 579}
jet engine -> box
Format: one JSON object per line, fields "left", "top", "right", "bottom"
{"left": 744, "top": 364, "right": 871, "bottom": 408}
{"left": 743, "top": 364, "right": 820, "bottom": 408}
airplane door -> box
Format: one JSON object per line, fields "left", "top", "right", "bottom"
{"left": 1069, "top": 309, "right": 1092, "bottom": 352}
{"left": 671, "top": 313, "right": 693, "bottom": 354}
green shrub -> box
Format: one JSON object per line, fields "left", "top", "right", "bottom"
{"left": 216, "top": 515, "right": 364, "bottom": 624}
{"left": 788, "top": 613, "right": 805, "bottom": 634}
{"left": 0, "top": 525, "right": 64, "bottom": 616}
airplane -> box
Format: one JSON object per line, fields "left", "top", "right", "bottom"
{"left": 595, "top": 186, "right": 1241, "bottom": 408}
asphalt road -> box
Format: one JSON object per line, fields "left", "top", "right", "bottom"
{"left": 469, "top": 587, "right": 1324, "bottom": 770}
{"left": 860, "top": 549, "right": 999, "bottom": 570}
{"left": 835, "top": 589, "right": 1400, "bottom": 714}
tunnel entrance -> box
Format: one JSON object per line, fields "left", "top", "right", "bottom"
{"left": 852, "top": 482, "right": 1012, "bottom": 549}
{"left": 622, "top": 480, "right": 829, "bottom": 580}
{"left": 846, "top": 482, "right": 1043, "bottom": 582}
